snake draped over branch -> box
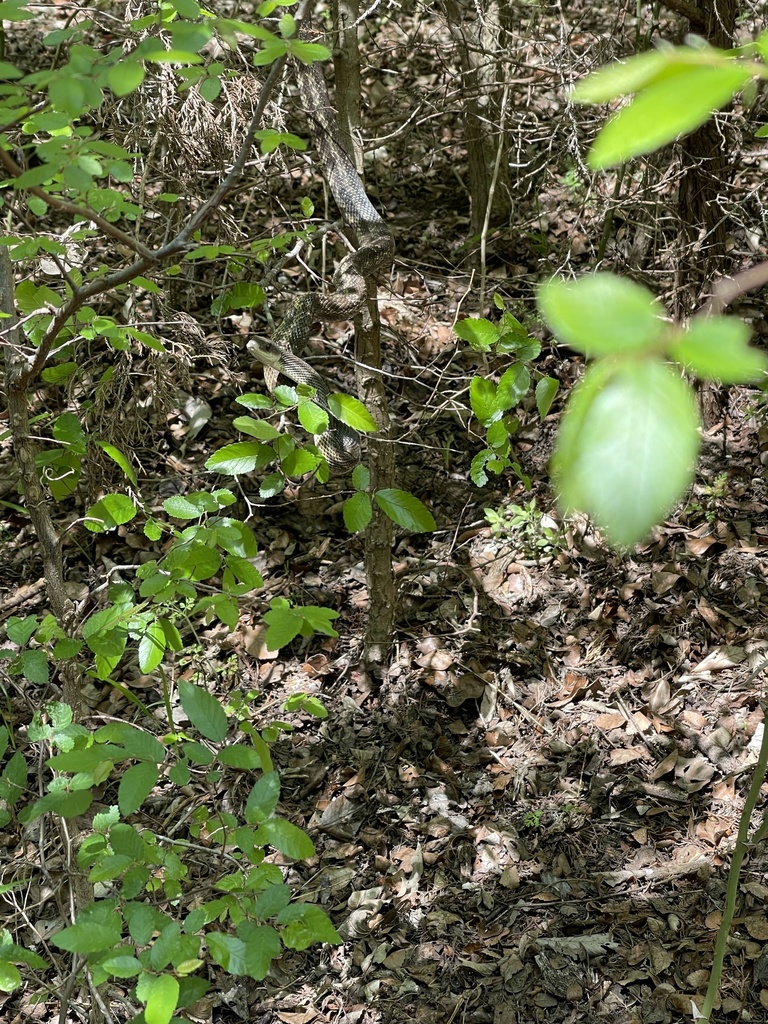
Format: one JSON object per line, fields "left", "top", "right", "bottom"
{"left": 248, "top": 20, "right": 394, "bottom": 467}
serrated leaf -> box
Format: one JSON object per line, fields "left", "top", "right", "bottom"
{"left": 219, "top": 745, "right": 262, "bottom": 769}
{"left": 83, "top": 494, "right": 137, "bottom": 533}
{"left": 297, "top": 400, "right": 329, "bottom": 434}
{"left": 236, "top": 921, "right": 282, "bottom": 980}
{"left": 6, "top": 615, "right": 37, "bottom": 646}
{"left": 298, "top": 606, "right": 339, "bottom": 637}
{"left": 232, "top": 416, "right": 281, "bottom": 440}
{"left": 327, "top": 393, "right": 376, "bottom": 432}
{"left": 552, "top": 360, "right": 700, "bottom": 547}
{"left": 20, "top": 648, "right": 48, "bottom": 684}
{"left": 103, "top": 955, "right": 143, "bottom": 979}
{"left": 497, "top": 364, "right": 530, "bottom": 410}
{"left": 277, "top": 903, "right": 341, "bottom": 949}
{"left": 539, "top": 273, "right": 665, "bottom": 356}
{"left": 469, "top": 376, "right": 500, "bottom": 425}
{"left": 118, "top": 761, "right": 159, "bottom": 816}
{"left": 206, "top": 931, "right": 248, "bottom": 974}
{"left": 52, "top": 922, "right": 121, "bottom": 953}
{"left": 263, "top": 604, "right": 302, "bottom": 651}
{"left": 343, "top": 491, "right": 372, "bottom": 533}
{"left": 374, "top": 489, "right": 436, "bottom": 532}
{"left": 205, "top": 441, "right": 272, "bottom": 475}
{"left": 178, "top": 679, "right": 228, "bottom": 741}
{"left": 454, "top": 317, "right": 498, "bottom": 350}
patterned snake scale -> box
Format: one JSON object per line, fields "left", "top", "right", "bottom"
{"left": 248, "top": 24, "right": 394, "bottom": 467}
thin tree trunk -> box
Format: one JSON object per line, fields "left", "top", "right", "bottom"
{"left": 676, "top": 0, "right": 738, "bottom": 316}
{"left": 331, "top": 0, "right": 397, "bottom": 671}
{"left": 445, "top": 0, "right": 513, "bottom": 242}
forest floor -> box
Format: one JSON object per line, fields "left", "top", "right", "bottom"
{"left": 3, "top": 2, "right": 768, "bottom": 1024}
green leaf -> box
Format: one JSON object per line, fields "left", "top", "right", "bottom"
{"left": 454, "top": 317, "right": 498, "bottom": 350}
{"left": 288, "top": 39, "right": 331, "bottom": 64}
{"left": 0, "top": 961, "right": 20, "bottom": 992}
{"left": 573, "top": 49, "right": 674, "bottom": 103}
{"left": 552, "top": 360, "right": 700, "bottom": 547}
{"left": 218, "top": 744, "right": 263, "bottom": 769}
{"left": 298, "top": 606, "right": 339, "bottom": 637}
{"left": 205, "top": 441, "right": 272, "bottom": 474}
{"left": 538, "top": 273, "right": 665, "bottom": 356}
{"left": 281, "top": 448, "right": 321, "bottom": 476}
{"left": 244, "top": 771, "right": 280, "bottom": 824}
{"left": 588, "top": 63, "right": 753, "bottom": 169}
{"left": 297, "top": 400, "right": 329, "bottom": 434}
{"left": 84, "top": 494, "right": 138, "bottom": 532}
{"left": 262, "top": 601, "right": 303, "bottom": 650}
{"left": 96, "top": 443, "right": 138, "bottom": 487}
{"left": 669, "top": 318, "right": 767, "bottom": 383}
{"left": 150, "top": 922, "right": 181, "bottom": 971}
{"left": 118, "top": 761, "right": 159, "bottom": 816}
{"left": 327, "top": 394, "right": 377, "bottom": 432}
{"left": 20, "top": 648, "right": 48, "bottom": 684}
{"left": 102, "top": 955, "right": 143, "bottom": 979}
{"left": 6, "top": 615, "right": 37, "bottom": 646}
{"left": 277, "top": 903, "right": 341, "bottom": 949}
{"left": 469, "top": 376, "right": 499, "bottom": 425}
{"left": 178, "top": 679, "right": 228, "bottom": 742}
{"left": 53, "top": 412, "right": 86, "bottom": 451}
{"left": 137, "top": 971, "right": 179, "bottom": 1024}
{"left": 497, "top": 364, "right": 530, "bottom": 410}
{"left": 138, "top": 621, "right": 166, "bottom": 673}
{"left": 41, "top": 361, "right": 78, "bottom": 384}
{"left": 51, "top": 922, "right": 121, "bottom": 953}
{"left": 252, "top": 817, "right": 314, "bottom": 859}
{"left": 535, "top": 376, "right": 559, "bottom": 418}
{"left": 374, "top": 489, "right": 436, "bottom": 532}
{"left": 232, "top": 416, "right": 281, "bottom": 440}
{"left": 254, "top": 883, "right": 291, "bottom": 920}
{"left": 206, "top": 931, "right": 248, "bottom": 974}
{"left": 236, "top": 922, "right": 282, "bottom": 980}
{"left": 343, "top": 491, "right": 372, "bottom": 533}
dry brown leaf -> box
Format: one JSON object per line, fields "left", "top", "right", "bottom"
{"left": 692, "top": 645, "right": 747, "bottom": 673}
{"left": 609, "top": 746, "right": 647, "bottom": 765}
{"left": 276, "top": 1012, "right": 318, "bottom": 1024}
{"left": 745, "top": 916, "right": 768, "bottom": 940}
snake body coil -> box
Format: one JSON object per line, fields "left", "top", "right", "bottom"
{"left": 248, "top": 28, "right": 394, "bottom": 467}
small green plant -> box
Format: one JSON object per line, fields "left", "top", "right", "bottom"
{"left": 484, "top": 499, "right": 564, "bottom": 560}
{"left": 685, "top": 472, "right": 729, "bottom": 525}
{"left": 455, "top": 296, "right": 559, "bottom": 489}
{"left": 212, "top": 396, "right": 437, "bottom": 534}
{"left": 0, "top": 684, "right": 340, "bottom": 1021}
{"left": 522, "top": 809, "right": 544, "bottom": 829}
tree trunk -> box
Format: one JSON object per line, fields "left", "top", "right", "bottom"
{"left": 445, "top": 0, "right": 513, "bottom": 242}
{"left": 330, "top": 0, "right": 397, "bottom": 672}
{"left": 676, "top": 0, "right": 738, "bottom": 315}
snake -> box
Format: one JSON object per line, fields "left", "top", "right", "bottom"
{"left": 247, "top": 22, "right": 394, "bottom": 467}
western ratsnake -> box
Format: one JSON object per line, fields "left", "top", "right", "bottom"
{"left": 247, "top": 24, "right": 394, "bottom": 467}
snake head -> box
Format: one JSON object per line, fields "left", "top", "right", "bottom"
{"left": 247, "top": 337, "right": 283, "bottom": 368}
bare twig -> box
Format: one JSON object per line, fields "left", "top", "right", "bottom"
{"left": 698, "top": 260, "right": 768, "bottom": 317}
